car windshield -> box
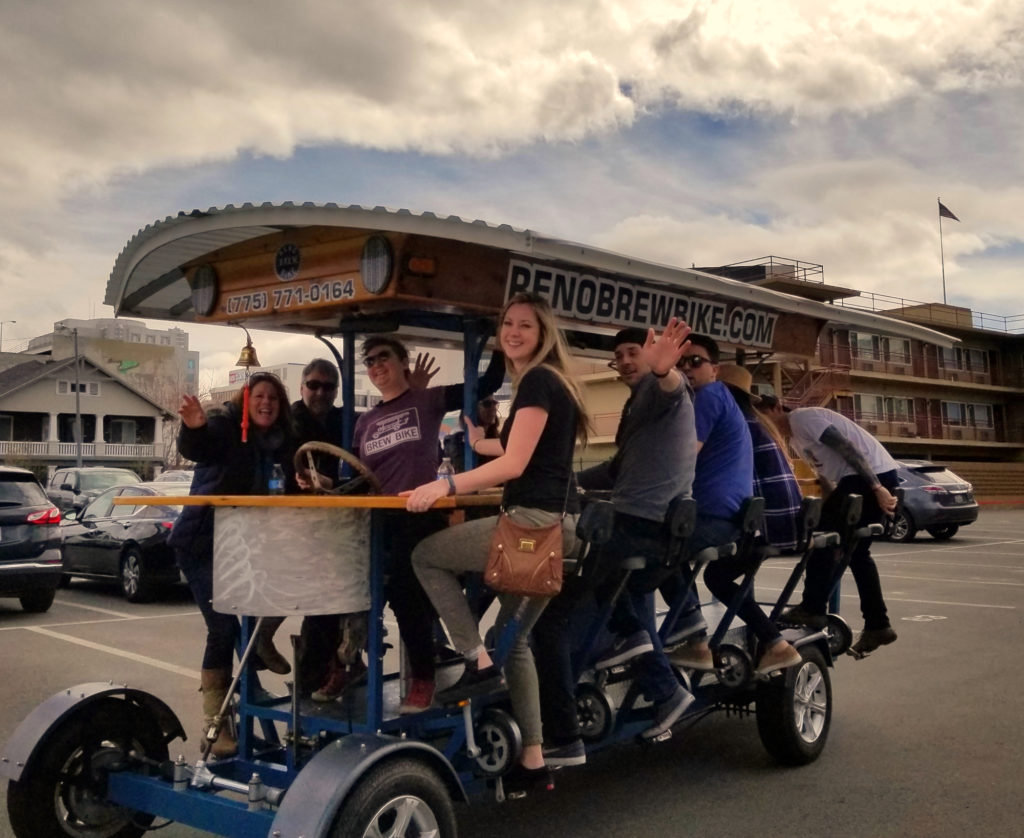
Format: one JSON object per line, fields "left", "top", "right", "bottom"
{"left": 0, "top": 475, "right": 48, "bottom": 506}
{"left": 80, "top": 471, "right": 140, "bottom": 491}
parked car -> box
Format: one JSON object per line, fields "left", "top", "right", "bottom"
{"left": 46, "top": 466, "right": 142, "bottom": 513}
{"left": 60, "top": 481, "right": 191, "bottom": 601}
{"left": 889, "top": 460, "right": 979, "bottom": 543}
{"left": 0, "top": 466, "right": 63, "bottom": 612}
{"left": 153, "top": 469, "right": 193, "bottom": 483}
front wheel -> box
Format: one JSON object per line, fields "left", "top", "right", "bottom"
{"left": 926, "top": 524, "right": 959, "bottom": 540}
{"left": 6, "top": 698, "right": 169, "bottom": 838}
{"left": 120, "top": 547, "right": 156, "bottom": 602}
{"left": 888, "top": 510, "right": 916, "bottom": 543}
{"left": 756, "top": 645, "right": 832, "bottom": 766}
{"left": 329, "top": 758, "right": 456, "bottom": 838}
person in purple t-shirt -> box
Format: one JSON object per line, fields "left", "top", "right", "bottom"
{"left": 349, "top": 335, "right": 505, "bottom": 713}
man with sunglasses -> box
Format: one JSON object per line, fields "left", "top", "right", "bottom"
{"left": 662, "top": 334, "right": 754, "bottom": 670}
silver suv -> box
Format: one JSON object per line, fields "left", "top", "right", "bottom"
{"left": 0, "top": 466, "right": 63, "bottom": 612}
{"left": 45, "top": 467, "right": 141, "bottom": 514}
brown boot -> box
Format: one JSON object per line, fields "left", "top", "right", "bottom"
{"left": 200, "top": 668, "right": 237, "bottom": 759}
{"left": 256, "top": 616, "right": 291, "bottom": 675}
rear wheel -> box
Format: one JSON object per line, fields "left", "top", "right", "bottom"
{"left": 6, "top": 698, "right": 168, "bottom": 838}
{"left": 19, "top": 587, "right": 56, "bottom": 613}
{"left": 888, "top": 510, "right": 916, "bottom": 543}
{"left": 756, "top": 645, "right": 831, "bottom": 765}
{"left": 926, "top": 524, "right": 959, "bottom": 540}
{"left": 329, "top": 758, "right": 456, "bottom": 838}
{"left": 120, "top": 547, "right": 156, "bottom": 602}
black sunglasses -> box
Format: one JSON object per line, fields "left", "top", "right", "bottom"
{"left": 304, "top": 380, "right": 338, "bottom": 392}
{"left": 363, "top": 351, "right": 393, "bottom": 368}
{"left": 678, "top": 355, "right": 711, "bottom": 369}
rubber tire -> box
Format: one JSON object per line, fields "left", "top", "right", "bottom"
{"left": 6, "top": 698, "right": 169, "bottom": 838}
{"left": 328, "top": 757, "right": 456, "bottom": 838}
{"left": 926, "top": 524, "right": 960, "bottom": 541}
{"left": 119, "top": 547, "right": 156, "bottom": 603}
{"left": 888, "top": 510, "right": 917, "bottom": 543}
{"left": 576, "top": 683, "right": 615, "bottom": 743}
{"left": 756, "top": 645, "right": 832, "bottom": 766}
{"left": 474, "top": 707, "right": 522, "bottom": 777}
{"left": 19, "top": 587, "right": 56, "bottom": 613}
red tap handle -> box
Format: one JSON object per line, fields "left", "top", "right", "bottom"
{"left": 241, "top": 382, "right": 250, "bottom": 443}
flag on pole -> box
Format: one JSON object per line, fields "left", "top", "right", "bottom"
{"left": 938, "top": 201, "right": 960, "bottom": 222}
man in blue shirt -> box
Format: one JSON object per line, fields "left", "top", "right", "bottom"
{"left": 662, "top": 334, "right": 753, "bottom": 670}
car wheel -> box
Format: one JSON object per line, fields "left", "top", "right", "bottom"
{"left": 888, "top": 510, "right": 916, "bottom": 543}
{"left": 926, "top": 524, "right": 960, "bottom": 540}
{"left": 6, "top": 698, "right": 167, "bottom": 838}
{"left": 120, "top": 547, "right": 156, "bottom": 603}
{"left": 756, "top": 645, "right": 832, "bottom": 766}
{"left": 19, "top": 588, "right": 56, "bottom": 613}
{"left": 327, "top": 757, "right": 456, "bottom": 838}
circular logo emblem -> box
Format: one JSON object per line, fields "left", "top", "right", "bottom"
{"left": 275, "top": 243, "right": 301, "bottom": 281}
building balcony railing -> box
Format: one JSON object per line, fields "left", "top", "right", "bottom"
{"left": 0, "top": 440, "right": 162, "bottom": 460}
{"left": 835, "top": 411, "right": 1013, "bottom": 444}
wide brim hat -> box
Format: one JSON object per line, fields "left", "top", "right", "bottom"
{"left": 717, "top": 364, "right": 761, "bottom": 404}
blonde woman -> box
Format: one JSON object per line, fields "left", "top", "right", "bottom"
{"left": 405, "top": 292, "right": 588, "bottom": 798}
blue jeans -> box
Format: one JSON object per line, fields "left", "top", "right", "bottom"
{"left": 176, "top": 548, "right": 239, "bottom": 671}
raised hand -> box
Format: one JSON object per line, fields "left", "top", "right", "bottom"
{"left": 643, "top": 317, "right": 693, "bottom": 376}
{"left": 178, "top": 394, "right": 207, "bottom": 429}
{"left": 409, "top": 352, "right": 440, "bottom": 390}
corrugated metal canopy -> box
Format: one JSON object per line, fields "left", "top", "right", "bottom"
{"left": 106, "top": 202, "right": 958, "bottom": 348}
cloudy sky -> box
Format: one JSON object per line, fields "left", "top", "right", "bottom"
{"left": 2, "top": 0, "right": 1021, "bottom": 388}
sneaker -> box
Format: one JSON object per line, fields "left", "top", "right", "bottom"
{"left": 594, "top": 631, "right": 654, "bottom": 669}
{"left": 543, "top": 739, "right": 587, "bottom": 767}
{"left": 311, "top": 657, "right": 368, "bottom": 703}
{"left": 663, "top": 611, "right": 709, "bottom": 647}
{"left": 755, "top": 642, "right": 803, "bottom": 675}
{"left": 850, "top": 626, "right": 898, "bottom": 657}
{"left": 640, "top": 686, "right": 695, "bottom": 740}
{"left": 502, "top": 764, "right": 554, "bottom": 799}
{"left": 668, "top": 641, "right": 715, "bottom": 671}
{"left": 436, "top": 664, "right": 505, "bottom": 705}
{"left": 399, "top": 678, "right": 436, "bottom": 714}
{"left": 779, "top": 605, "right": 828, "bottom": 629}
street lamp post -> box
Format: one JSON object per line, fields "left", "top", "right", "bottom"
{"left": 0, "top": 320, "right": 14, "bottom": 350}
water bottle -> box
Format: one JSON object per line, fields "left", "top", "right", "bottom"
{"left": 437, "top": 457, "right": 455, "bottom": 481}
{"left": 269, "top": 463, "right": 285, "bottom": 495}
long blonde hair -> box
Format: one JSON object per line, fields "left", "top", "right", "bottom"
{"left": 499, "top": 292, "right": 591, "bottom": 446}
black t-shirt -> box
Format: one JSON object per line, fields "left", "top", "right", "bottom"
{"left": 500, "top": 365, "right": 580, "bottom": 513}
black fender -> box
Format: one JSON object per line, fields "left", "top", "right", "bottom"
{"left": 0, "top": 681, "right": 186, "bottom": 782}
{"left": 270, "top": 733, "right": 466, "bottom": 838}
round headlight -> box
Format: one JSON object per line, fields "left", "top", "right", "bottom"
{"left": 360, "top": 235, "right": 394, "bottom": 295}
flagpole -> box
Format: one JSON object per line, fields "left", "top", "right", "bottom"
{"left": 938, "top": 197, "right": 947, "bottom": 304}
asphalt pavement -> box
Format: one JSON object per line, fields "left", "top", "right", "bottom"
{"left": 1, "top": 508, "right": 1022, "bottom": 838}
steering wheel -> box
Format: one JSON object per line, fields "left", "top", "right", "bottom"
{"left": 293, "top": 441, "right": 382, "bottom": 496}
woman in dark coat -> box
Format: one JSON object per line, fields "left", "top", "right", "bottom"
{"left": 170, "top": 371, "right": 295, "bottom": 757}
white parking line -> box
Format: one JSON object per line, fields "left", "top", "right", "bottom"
{"left": 881, "top": 573, "right": 1024, "bottom": 587}
{"left": 50, "top": 598, "right": 138, "bottom": 618}
{"left": 24, "top": 626, "right": 201, "bottom": 679}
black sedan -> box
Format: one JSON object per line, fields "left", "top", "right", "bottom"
{"left": 889, "top": 460, "right": 980, "bottom": 543}
{"left": 60, "top": 482, "right": 191, "bottom": 601}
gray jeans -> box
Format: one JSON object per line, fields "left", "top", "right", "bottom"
{"left": 412, "top": 507, "right": 579, "bottom": 746}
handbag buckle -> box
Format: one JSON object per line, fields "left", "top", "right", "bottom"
{"left": 517, "top": 538, "right": 537, "bottom": 552}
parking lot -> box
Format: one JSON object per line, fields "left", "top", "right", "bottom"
{"left": 1, "top": 508, "right": 1022, "bottom": 837}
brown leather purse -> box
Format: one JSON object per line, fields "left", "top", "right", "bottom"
{"left": 484, "top": 513, "right": 564, "bottom": 597}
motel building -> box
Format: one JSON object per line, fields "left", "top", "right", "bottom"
{"left": 576, "top": 257, "right": 1024, "bottom": 498}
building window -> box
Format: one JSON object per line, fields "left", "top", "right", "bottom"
{"left": 966, "top": 349, "right": 988, "bottom": 373}
{"left": 941, "top": 401, "right": 966, "bottom": 426}
{"left": 57, "top": 380, "right": 100, "bottom": 396}
{"left": 854, "top": 394, "right": 884, "bottom": 422}
{"left": 160, "top": 336, "right": 171, "bottom": 346}
{"left": 145, "top": 335, "right": 156, "bottom": 344}
{"left": 884, "top": 397, "right": 914, "bottom": 422}
{"left": 850, "top": 332, "right": 880, "bottom": 361}
{"left": 968, "top": 403, "right": 994, "bottom": 428}
{"left": 882, "top": 337, "right": 911, "bottom": 365}
{"left": 108, "top": 419, "right": 137, "bottom": 444}
{"left": 0, "top": 415, "right": 12, "bottom": 441}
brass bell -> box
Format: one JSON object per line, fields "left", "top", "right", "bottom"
{"left": 235, "top": 327, "right": 261, "bottom": 368}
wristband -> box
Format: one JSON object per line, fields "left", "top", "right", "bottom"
{"left": 653, "top": 369, "right": 671, "bottom": 378}
{"left": 471, "top": 438, "right": 480, "bottom": 453}
{"left": 444, "top": 474, "right": 457, "bottom": 495}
